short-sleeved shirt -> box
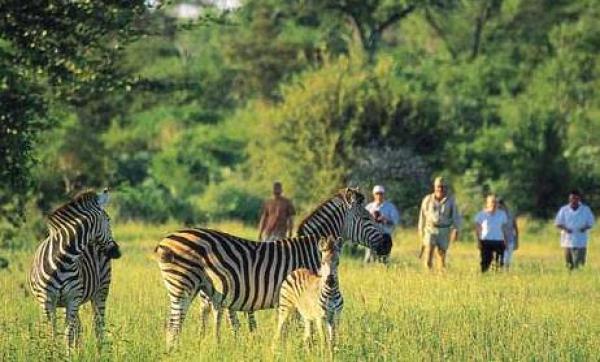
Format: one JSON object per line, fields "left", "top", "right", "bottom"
{"left": 418, "top": 194, "right": 461, "bottom": 237}
{"left": 261, "top": 197, "right": 296, "bottom": 237}
{"left": 475, "top": 210, "right": 507, "bottom": 241}
{"left": 554, "top": 203, "right": 595, "bottom": 248}
{"left": 365, "top": 200, "right": 400, "bottom": 235}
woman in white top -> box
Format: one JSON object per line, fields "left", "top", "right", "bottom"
{"left": 498, "top": 198, "right": 519, "bottom": 270}
{"left": 474, "top": 194, "right": 508, "bottom": 273}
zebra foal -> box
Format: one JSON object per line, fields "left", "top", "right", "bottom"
{"left": 28, "top": 189, "right": 121, "bottom": 348}
{"left": 276, "top": 235, "right": 343, "bottom": 352}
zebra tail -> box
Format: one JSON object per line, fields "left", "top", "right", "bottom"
{"left": 154, "top": 244, "right": 175, "bottom": 263}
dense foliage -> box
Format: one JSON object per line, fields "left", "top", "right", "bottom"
{"left": 1, "top": 0, "right": 600, "bottom": 246}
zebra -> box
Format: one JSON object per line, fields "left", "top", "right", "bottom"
{"left": 28, "top": 189, "right": 121, "bottom": 349}
{"left": 155, "top": 187, "right": 390, "bottom": 349}
{"left": 275, "top": 235, "right": 344, "bottom": 353}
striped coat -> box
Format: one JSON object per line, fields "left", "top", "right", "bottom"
{"left": 155, "top": 188, "right": 388, "bottom": 348}
{"left": 276, "top": 236, "right": 344, "bottom": 351}
{"left": 28, "top": 190, "right": 120, "bottom": 348}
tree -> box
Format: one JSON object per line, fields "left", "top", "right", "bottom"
{"left": 0, "top": 1, "right": 146, "bottom": 221}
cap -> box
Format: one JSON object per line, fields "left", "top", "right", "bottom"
{"left": 372, "top": 185, "right": 385, "bottom": 194}
{"left": 433, "top": 177, "right": 446, "bottom": 187}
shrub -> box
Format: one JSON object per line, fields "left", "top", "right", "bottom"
{"left": 193, "top": 180, "right": 263, "bottom": 224}
{"left": 112, "top": 179, "right": 201, "bottom": 225}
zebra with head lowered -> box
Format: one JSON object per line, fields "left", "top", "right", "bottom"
{"left": 29, "top": 189, "right": 121, "bottom": 348}
{"left": 155, "top": 187, "right": 390, "bottom": 349}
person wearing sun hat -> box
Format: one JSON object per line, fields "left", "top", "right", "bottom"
{"left": 364, "top": 185, "right": 400, "bottom": 263}
{"left": 418, "top": 176, "right": 461, "bottom": 271}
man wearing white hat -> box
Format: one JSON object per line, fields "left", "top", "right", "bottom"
{"left": 418, "top": 176, "right": 461, "bottom": 271}
{"left": 364, "top": 185, "right": 400, "bottom": 263}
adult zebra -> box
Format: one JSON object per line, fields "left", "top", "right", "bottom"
{"left": 155, "top": 187, "right": 390, "bottom": 348}
{"left": 29, "top": 189, "right": 121, "bottom": 348}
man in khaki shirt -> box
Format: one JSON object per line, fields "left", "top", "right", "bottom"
{"left": 258, "top": 182, "right": 296, "bottom": 242}
{"left": 418, "top": 177, "right": 461, "bottom": 270}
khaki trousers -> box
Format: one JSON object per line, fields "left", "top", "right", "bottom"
{"left": 422, "top": 227, "right": 451, "bottom": 270}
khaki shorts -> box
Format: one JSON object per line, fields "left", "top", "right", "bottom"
{"left": 423, "top": 227, "right": 451, "bottom": 251}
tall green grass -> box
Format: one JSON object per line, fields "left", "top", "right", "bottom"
{"left": 1, "top": 221, "right": 599, "bottom": 361}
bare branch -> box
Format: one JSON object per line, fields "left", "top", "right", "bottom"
{"left": 424, "top": 7, "right": 457, "bottom": 59}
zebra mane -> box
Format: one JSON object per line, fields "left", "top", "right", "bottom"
{"left": 296, "top": 188, "right": 365, "bottom": 233}
{"left": 296, "top": 194, "right": 344, "bottom": 233}
{"left": 47, "top": 190, "right": 99, "bottom": 224}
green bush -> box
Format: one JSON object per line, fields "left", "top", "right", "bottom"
{"left": 193, "top": 180, "right": 263, "bottom": 224}
{"left": 0, "top": 200, "right": 47, "bottom": 251}
{"left": 112, "top": 180, "right": 201, "bottom": 225}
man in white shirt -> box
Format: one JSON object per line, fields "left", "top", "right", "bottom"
{"left": 364, "top": 185, "right": 400, "bottom": 263}
{"left": 554, "top": 190, "right": 595, "bottom": 270}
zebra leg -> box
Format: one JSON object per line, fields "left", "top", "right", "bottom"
{"left": 213, "top": 305, "right": 224, "bottom": 341}
{"left": 247, "top": 311, "right": 257, "bottom": 332}
{"left": 92, "top": 291, "right": 109, "bottom": 348}
{"left": 65, "top": 302, "right": 82, "bottom": 349}
{"left": 166, "top": 295, "right": 191, "bottom": 350}
{"left": 326, "top": 316, "right": 336, "bottom": 355}
{"left": 227, "top": 309, "right": 241, "bottom": 334}
{"left": 40, "top": 301, "right": 57, "bottom": 339}
{"left": 303, "top": 319, "right": 313, "bottom": 349}
{"left": 364, "top": 248, "right": 373, "bottom": 263}
{"left": 316, "top": 318, "right": 326, "bottom": 351}
{"left": 200, "top": 299, "right": 212, "bottom": 335}
{"left": 275, "top": 307, "right": 291, "bottom": 346}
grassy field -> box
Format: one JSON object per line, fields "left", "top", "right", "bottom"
{"left": 1, "top": 220, "right": 599, "bottom": 361}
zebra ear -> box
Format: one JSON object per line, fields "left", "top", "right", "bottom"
{"left": 97, "top": 189, "right": 110, "bottom": 208}
{"left": 342, "top": 187, "right": 364, "bottom": 207}
{"left": 318, "top": 237, "right": 329, "bottom": 251}
{"left": 341, "top": 187, "right": 355, "bottom": 206}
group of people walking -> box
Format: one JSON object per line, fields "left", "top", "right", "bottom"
{"left": 259, "top": 179, "right": 595, "bottom": 272}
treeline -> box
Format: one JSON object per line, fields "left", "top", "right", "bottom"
{"left": 1, "top": 0, "right": 599, "bottom": 247}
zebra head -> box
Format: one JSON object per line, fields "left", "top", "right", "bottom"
{"left": 93, "top": 189, "right": 120, "bottom": 259}
{"left": 319, "top": 236, "right": 342, "bottom": 285}
{"left": 339, "top": 187, "right": 391, "bottom": 256}
{"left": 297, "top": 187, "right": 390, "bottom": 256}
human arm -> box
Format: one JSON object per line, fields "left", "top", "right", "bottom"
{"left": 501, "top": 214, "right": 508, "bottom": 248}
{"left": 258, "top": 203, "right": 268, "bottom": 240}
{"left": 287, "top": 202, "right": 296, "bottom": 238}
{"left": 287, "top": 216, "right": 294, "bottom": 238}
{"left": 475, "top": 222, "right": 482, "bottom": 249}
{"left": 554, "top": 208, "right": 572, "bottom": 233}
{"left": 513, "top": 218, "right": 519, "bottom": 250}
{"left": 417, "top": 198, "right": 426, "bottom": 242}
{"left": 450, "top": 198, "right": 461, "bottom": 242}
{"left": 576, "top": 207, "right": 595, "bottom": 232}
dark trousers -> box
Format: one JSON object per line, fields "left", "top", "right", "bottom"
{"left": 480, "top": 240, "right": 505, "bottom": 273}
{"left": 564, "top": 247, "right": 587, "bottom": 270}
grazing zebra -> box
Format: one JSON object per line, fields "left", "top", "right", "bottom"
{"left": 28, "top": 189, "right": 121, "bottom": 348}
{"left": 155, "top": 187, "right": 389, "bottom": 349}
{"left": 276, "top": 235, "right": 344, "bottom": 353}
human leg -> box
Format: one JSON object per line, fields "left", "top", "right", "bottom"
{"left": 480, "top": 242, "right": 494, "bottom": 273}
{"left": 435, "top": 247, "right": 447, "bottom": 271}
{"left": 564, "top": 248, "right": 575, "bottom": 270}
{"left": 573, "top": 248, "right": 587, "bottom": 269}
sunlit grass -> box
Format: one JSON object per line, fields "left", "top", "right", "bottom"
{"left": 1, "top": 221, "right": 599, "bottom": 360}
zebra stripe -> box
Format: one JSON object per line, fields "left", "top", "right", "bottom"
{"left": 155, "top": 188, "right": 388, "bottom": 348}
{"left": 28, "top": 189, "right": 120, "bottom": 348}
{"left": 276, "top": 236, "right": 343, "bottom": 351}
